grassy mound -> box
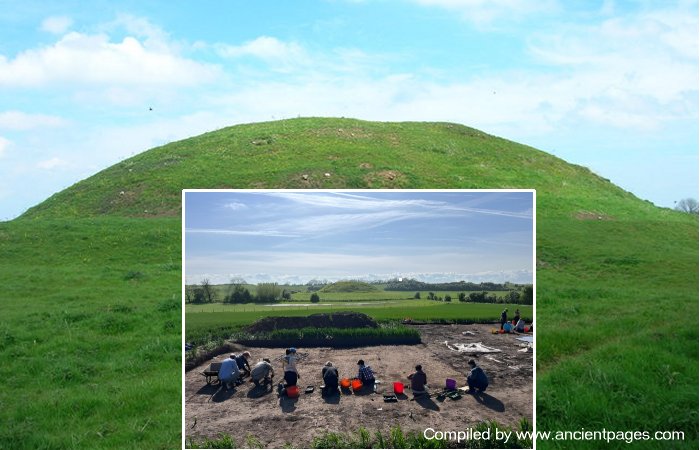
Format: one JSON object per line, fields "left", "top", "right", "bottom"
{"left": 2, "top": 118, "right": 697, "bottom": 448}
{"left": 319, "top": 280, "right": 379, "bottom": 293}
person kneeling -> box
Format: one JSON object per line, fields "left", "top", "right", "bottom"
{"left": 321, "top": 361, "right": 339, "bottom": 396}
{"left": 218, "top": 354, "right": 241, "bottom": 390}
{"left": 251, "top": 358, "right": 274, "bottom": 389}
{"left": 408, "top": 364, "right": 428, "bottom": 396}
{"left": 466, "top": 359, "right": 489, "bottom": 393}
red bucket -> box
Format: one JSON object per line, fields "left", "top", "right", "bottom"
{"left": 393, "top": 382, "right": 404, "bottom": 394}
{"left": 340, "top": 378, "right": 351, "bottom": 388}
{"left": 286, "top": 386, "right": 300, "bottom": 398}
{"left": 351, "top": 379, "right": 363, "bottom": 391}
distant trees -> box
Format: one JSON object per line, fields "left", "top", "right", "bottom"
{"left": 414, "top": 292, "right": 421, "bottom": 299}
{"left": 310, "top": 293, "right": 320, "bottom": 303}
{"left": 521, "top": 285, "right": 533, "bottom": 305}
{"left": 675, "top": 198, "right": 699, "bottom": 215}
{"left": 444, "top": 295, "right": 452, "bottom": 302}
{"left": 225, "top": 284, "right": 252, "bottom": 303}
{"left": 505, "top": 290, "right": 521, "bottom": 303}
{"left": 256, "top": 283, "right": 281, "bottom": 303}
{"left": 458, "top": 292, "right": 466, "bottom": 302}
{"left": 186, "top": 279, "right": 216, "bottom": 304}
{"left": 201, "top": 279, "right": 216, "bottom": 303}
{"left": 223, "top": 280, "right": 282, "bottom": 304}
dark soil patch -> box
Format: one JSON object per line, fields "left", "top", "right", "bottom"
{"left": 246, "top": 312, "right": 378, "bottom": 333}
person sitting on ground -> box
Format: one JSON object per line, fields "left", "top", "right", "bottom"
{"left": 218, "top": 354, "right": 241, "bottom": 390}
{"left": 529, "top": 321, "right": 533, "bottom": 333}
{"left": 235, "top": 351, "right": 251, "bottom": 377}
{"left": 250, "top": 358, "right": 274, "bottom": 388}
{"left": 283, "top": 347, "right": 300, "bottom": 387}
{"left": 357, "top": 359, "right": 375, "bottom": 389}
{"left": 503, "top": 321, "right": 513, "bottom": 333}
{"left": 500, "top": 308, "right": 508, "bottom": 330}
{"left": 466, "top": 359, "right": 488, "bottom": 393}
{"left": 408, "top": 364, "right": 428, "bottom": 396}
{"left": 321, "top": 361, "right": 339, "bottom": 396}
{"left": 515, "top": 318, "right": 526, "bottom": 333}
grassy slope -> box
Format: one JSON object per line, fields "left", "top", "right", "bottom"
{"left": 2, "top": 118, "right": 697, "bottom": 448}
{"left": 319, "top": 280, "right": 379, "bottom": 292}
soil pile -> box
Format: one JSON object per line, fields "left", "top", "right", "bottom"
{"left": 247, "top": 312, "right": 378, "bottom": 333}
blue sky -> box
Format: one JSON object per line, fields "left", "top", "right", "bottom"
{"left": 184, "top": 190, "right": 534, "bottom": 285}
{"left": 0, "top": 0, "right": 697, "bottom": 220}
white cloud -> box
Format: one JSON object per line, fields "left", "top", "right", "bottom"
{"left": 0, "top": 136, "right": 10, "bottom": 158}
{"left": 36, "top": 157, "right": 68, "bottom": 170}
{"left": 411, "top": 0, "right": 560, "bottom": 26}
{"left": 0, "top": 111, "right": 68, "bottom": 130}
{"left": 40, "top": 16, "right": 73, "bottom": 34}
{"left": 186, "top": 228, "right": 299, "bottom": 238}
{"left": 215, "top": 36, "right": 310, "bottom": 72}
{"left": 0, "top": 31, "right": 221, "bottom": 87}
{"left": 223, "top": 201, "right": 248, "bottom": 210}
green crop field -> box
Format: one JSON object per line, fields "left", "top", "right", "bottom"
{"left": 185, "top": 302, "right": 533, "bottom": 345}
{"left": 1, "top": 118, "right": 697, "bottom": 449}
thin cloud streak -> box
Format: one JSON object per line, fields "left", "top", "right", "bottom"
{"left": 186, "top": 228, "right": 299, "bottom": 237}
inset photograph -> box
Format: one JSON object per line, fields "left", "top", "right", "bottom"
{"left": 184, "top": 190, "right": 534, "bottom": 449}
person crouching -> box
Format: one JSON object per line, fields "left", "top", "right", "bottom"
{"left": 466, "top": 359, "right": 489, "bottom": 393}
{"left": 250, "top": 358, "right": 274, "bottom": 390}
{"left": 321, "top": 361, "right": 339, "bottom": 396}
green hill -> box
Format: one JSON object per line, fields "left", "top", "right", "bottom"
{"left": 319, "top": 280, "right": 379, "bottom": 293}
{"left": 1, "top": 118, "right": 697, "bottom": 448}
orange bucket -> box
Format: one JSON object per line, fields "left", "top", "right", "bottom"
{"left": 286, "top": 385, "right": 300, "bottom": 398}
{"left": 351, "top": 379, "right": 363, "bottom": 391}
{"left": 393, "top": 382, "right": 404, "bottom": 394}
{"left": 340, "top": 378, "right": 351, "bottom": 389}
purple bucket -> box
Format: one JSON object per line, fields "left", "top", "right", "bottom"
{"left": 446, "top": 378, "right": 457, "bottom": 390}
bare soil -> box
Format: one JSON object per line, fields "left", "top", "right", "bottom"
{"left": 185, "top": 324, "right": 533, "bottom": 448}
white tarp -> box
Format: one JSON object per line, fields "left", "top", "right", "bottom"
{"left": 444, "top": 341, "right": 502, "bottom": 353}
{"left": 516, "top": 336, "right": 533, "bottom": 343}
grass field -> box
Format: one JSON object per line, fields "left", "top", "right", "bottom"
{"left": 2, "top": 118, "right": 697, "bottom": 449}
{"left": 185, "top": 301, "right": 533, "bottom": 345}
{"left": 0, "top": 217, "right": 181, "bottom": 449}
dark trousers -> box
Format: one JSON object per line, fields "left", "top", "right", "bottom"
{"left": 284, "top": 370, "right": 298, "bottom": 387}
{"left": 467, "top": 378, "right": 488, "bottom": 392}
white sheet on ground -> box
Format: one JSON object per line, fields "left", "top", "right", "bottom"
{"left": 444, "top": 341, "right": 501, "bottom": 353}
{"left": 516, "top": 336, "right": 533, "bottom": 343}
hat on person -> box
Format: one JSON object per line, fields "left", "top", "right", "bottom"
{"left": 242, "top": 351, "right": 251, "bottom": 358}
{"left": 468, "top": 359, "right": 476, "bottom": 367}
{"left": 289, "top": 347, "right": 297, "bottom": 353}
{"left": 326, "top": 361, "right": 333, "bottom": 367}
{"left": 230, "top": 353, "right": 237, "bottom": 359}
{"left": 357, "top": 359, "right": 365, "bottom": 365}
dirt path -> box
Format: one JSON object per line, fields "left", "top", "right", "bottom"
{"left": 185, "top": 324, "right": 533, "bottom": 448}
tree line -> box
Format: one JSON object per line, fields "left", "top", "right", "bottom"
{"left": 384, "top": 278, "right": 518, "bottom": 292}
{"left": 418, "top": 286, "right": 532, "bottom": 305}
{"left": 185, "top": 280, "right": 292, "bottom": 304}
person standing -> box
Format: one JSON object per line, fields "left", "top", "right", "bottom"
{"left": 500, "top": 308, "right": 508, "bottom": 330}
